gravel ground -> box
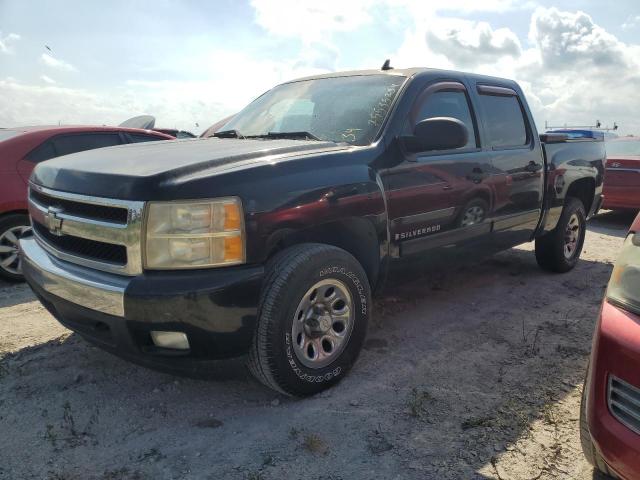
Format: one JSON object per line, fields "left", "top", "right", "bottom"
{"left": 0, "top": 210, "right": 633, "bottom": 480}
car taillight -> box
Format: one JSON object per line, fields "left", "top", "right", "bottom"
{"left": 608, "top": 233, "right": 640, "bottom": 314}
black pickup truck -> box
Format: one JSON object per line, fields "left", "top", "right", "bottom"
{"left": 20, "top": 67, "right": 604, "bottom": 396}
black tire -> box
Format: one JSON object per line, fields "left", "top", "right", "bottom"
{"left": 580, "top": 367, "right": 615, "bottom": 477}
{"left": 456, "top": 197, "right": 489, "bottom": 228}
{"left": 248, "top": 243, "right": 371, "bottom": 397}
{"left": 535, "top": 197, "right": 586, "bottom": 273}
{"left": 0, "top": 214, "right": 30, "bottom": 282}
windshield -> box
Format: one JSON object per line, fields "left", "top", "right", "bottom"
{"left": 220, "top": 75, "right": 406, "bottom": 146}
{"left": 0, "top": 130, "right": 22, "bottom": 142}
{"left": 606, "top": 139, "right": 640, "bottom": 157}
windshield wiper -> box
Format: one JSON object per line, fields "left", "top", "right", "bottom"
{"left": 213, "top": 129, "right": 244, "bottom": 139}
{"left": 245, "top": 131, "right": 321, "bottom": 141}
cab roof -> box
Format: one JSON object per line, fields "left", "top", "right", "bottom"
{"left": 283, "top": 67, "right": 520, "bottom": 90}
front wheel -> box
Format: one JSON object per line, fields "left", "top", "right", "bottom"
{"left": 248, "top": 243, "right": 371, "bottom": 396}
{"left": 535, "top": 198, "right": 586, "bottom": 273}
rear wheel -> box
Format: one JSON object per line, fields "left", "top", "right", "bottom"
{"left": 535, "top": 197, "right": 586, "bottom": 273}
{"left": 0, "top": 214, "right": 30, "bottom": 282}
{"left": 248, "top": 243, "right": 370, "bottom": 396}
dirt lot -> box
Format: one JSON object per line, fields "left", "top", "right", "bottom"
{"left": 0, "top": 211, "right": 633, "bottom": 480}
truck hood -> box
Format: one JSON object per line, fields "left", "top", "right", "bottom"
{"left": 31, "top": 137, "right": 349, "bottom": 199}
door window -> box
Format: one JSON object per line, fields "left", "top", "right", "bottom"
{"left": 25, "top": 141, "right": 57, "bottom": 163}
{"left": 52, "top": 133, "right": 122, "bottom": 156}
{"left": 411, "top": 90, "right": 477, "bottom": 149}
{"left": 478, "top": 94, "right": 528, "bottom": 148}
{"left": 128, "top": 133, "right": 164, "bottom": 143}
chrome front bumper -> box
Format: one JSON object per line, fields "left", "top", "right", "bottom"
{"left": 20, "top": 237, "right": 130, "bottom": 316}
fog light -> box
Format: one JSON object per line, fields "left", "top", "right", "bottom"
{"left": 150, "top": 331, "right": 190, "bottom": 350}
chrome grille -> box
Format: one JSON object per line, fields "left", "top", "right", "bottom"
{"left": 608, "top": 375, "right": 640, "bottom": 435}
{"left": 29, "top": 189, "right": 129, "bottom": 224}
{"left": 28, "top": 184, "right": 145, "bottom": 276}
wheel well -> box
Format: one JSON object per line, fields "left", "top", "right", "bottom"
{"left": 0, "top": 210, "right": 29, "bottom": 220}
{"left": 268, "top": 218, "right": 381, "bottom": 287}
{"left": 566, "top": 178, "right": 595, "bottom": 213}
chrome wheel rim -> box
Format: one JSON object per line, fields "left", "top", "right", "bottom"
{"left": 461, "top": 205, "right": 485, "bottom": 227}
{"left": 564, "top": 213, "right": 581, "bottom": 259}
{"left": 0, "top": 225, "right": 29, "bottom": 275}
{"left": 291, "top": 279, "right": 354, "bottom": 369}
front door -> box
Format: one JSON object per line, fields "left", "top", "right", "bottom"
{"left": 380, "top": 81, "right": 494, "bottom": 260}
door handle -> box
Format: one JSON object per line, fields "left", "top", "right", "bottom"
{"left": 442, "top": 184, "right": 453, "bottom": 191}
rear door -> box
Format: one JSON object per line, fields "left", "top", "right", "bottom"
{"left": 473, "top": 84, "right": 543, "bottom": 246}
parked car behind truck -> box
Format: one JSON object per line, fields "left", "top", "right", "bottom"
{"left": 581, "top": 212, "right": 640, "bottom": 479}
{"left": 0, "top": 125, "right": 173, "bottom": 281}
{"left": 602, "top": 136, "right": 640, "bottom": 211}
{"left": 20, "top": 67, "right": 604, "bottom": 396}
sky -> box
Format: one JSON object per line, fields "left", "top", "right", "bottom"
{"left": 0, "top": 0, "right": 639, "bottom": 135}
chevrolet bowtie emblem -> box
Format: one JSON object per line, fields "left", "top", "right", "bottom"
{"left": 46, "top": 207, "right": 64, "bottom": 236}
{"left": 611, "top": 162, "right": 621, "bottom": 168}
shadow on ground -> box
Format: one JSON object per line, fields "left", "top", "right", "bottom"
{"left": 0, "top": 282, "right": 37, "bottom": 309}
{"left": 0, "top": 212, "right": 628, "bottom": 480}
{"left": 588, "top": 209, "right": 637, "bottom": 238}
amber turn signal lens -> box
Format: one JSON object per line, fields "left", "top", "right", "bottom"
{"left": 224, "top": 235, "right": 243, "bottom": 262}
{"left": 224, "top": 203, "right": 242, "bottom": 231}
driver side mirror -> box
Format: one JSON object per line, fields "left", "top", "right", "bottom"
{"left": 402, "top": 117, "right": 469, "bottom": 153}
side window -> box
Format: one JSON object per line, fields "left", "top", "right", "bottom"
{"left": 25, "top": 141, "right": 57, "bottom": 163}
{"left": 129, "top": 134, "right": 164, "bottom": 143}
{"left": 411, "top": 90, "right": 477, "bottom": 149}
{"left": 52, "top": 133, "right": 122, "bottom": 156}
{"left": 478, "top": 94, "right": 528, "bottom": 148}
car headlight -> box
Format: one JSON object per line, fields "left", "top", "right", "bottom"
{"left": 144, "top": 198, "right": 245, "bottom": 269}
{"left": 607, "top": 233, "right": 640, "bottom": 314}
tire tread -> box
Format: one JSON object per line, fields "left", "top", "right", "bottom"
{"left": 248, "top": 243, "right": 356, "bottom": 396}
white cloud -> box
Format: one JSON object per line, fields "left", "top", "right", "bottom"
{"left": 40, "top": 53, "right": 77, "bottom": 72}
{"left": 0, "top": 32, "right": 20, "bottom": 54}
{"left": 0, "top": 50, "right": 330, "bottom": 133}
{"left": 250, "top": 0, "right": 530, "bottom": 42}
{"left": 1, "top": 3, "right": 639, "bottom": 137}
{"left": 530, "top": 7, "right": 628, "bottom": 69}
{"left": 622, "top": 15, "right": 640, "bottom": 30}
{"left": 40, "top": 75, "right": 56, "bottom": 84}
{"left": 388, "top": 6, "right": 640, "bottom": 135}
{"left": 521, "top": 8, "right": 640, "bottom": 133}
{"left": 250, "top": 0, "right": 375, "bottom": 42}
{"left": 425, "top": 19, "right": 522, "bottom": 68}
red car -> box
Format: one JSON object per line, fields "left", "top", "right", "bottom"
{"left": 603, "top": 137, "right": 640, "bottom": 211}
{"left": 0, "top": 125, "right": 173, "bottom": 281}
{"left": 581, "top": 211, "right": 640, "bottom": 479}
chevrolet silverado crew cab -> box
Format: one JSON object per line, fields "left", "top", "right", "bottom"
{"left": 20, "top": 66, "right": 605, "bottom": 396}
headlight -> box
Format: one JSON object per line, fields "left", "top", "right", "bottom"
{"left": 607, "top": 233, "right": 640, "bottom": 314}
{"left": 144, "top": 198, "right": 245, "bottom": 269}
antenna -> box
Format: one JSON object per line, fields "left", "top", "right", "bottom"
{"left": 381, "top": 59, "right": 393, "bottom": 71}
